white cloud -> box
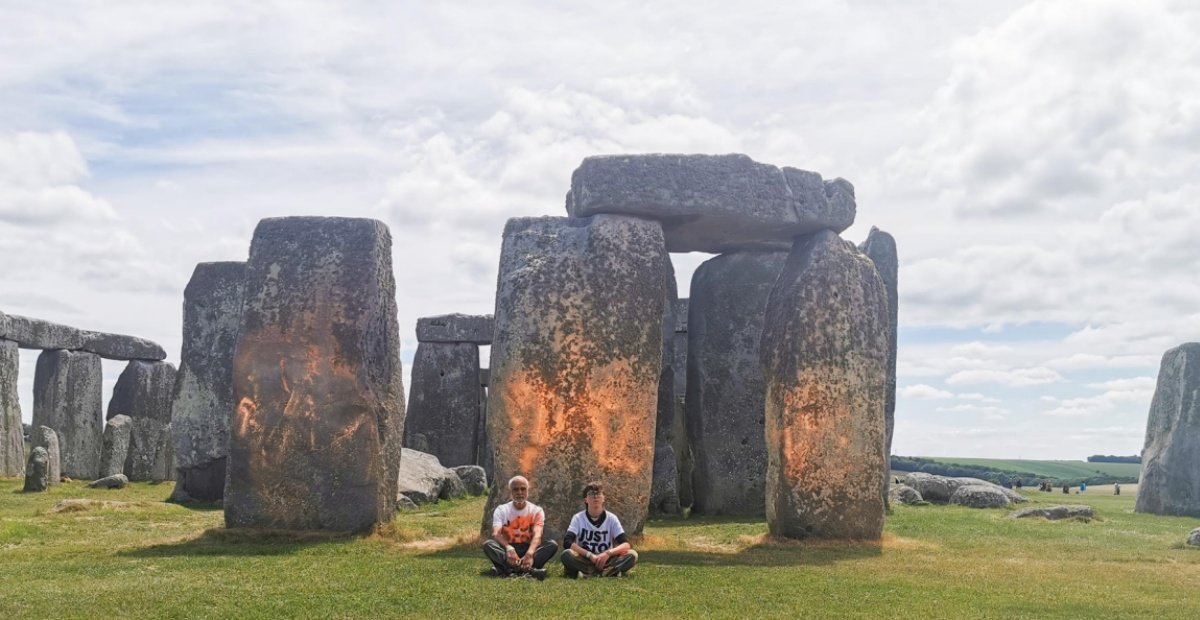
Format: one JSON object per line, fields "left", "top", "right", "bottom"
{"left": 946, "top": 366, "right": 1063, "bottom": 387}
{"left": 899, "top": 384, "right": 954, "bottom": 400}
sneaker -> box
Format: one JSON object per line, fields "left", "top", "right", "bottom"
{"left": 530, "top": 568, "right": 547, "bottom": 581}
{"left": 601, "top": 564, "right": 621, "bottom": 577}
{"left": 481, "top": 566, "right": 506, "bottom": 577}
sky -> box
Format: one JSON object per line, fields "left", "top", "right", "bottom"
{"left": 1, "top": 0, "right": 1197, "bottom": 460}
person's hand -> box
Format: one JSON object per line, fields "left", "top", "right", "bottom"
{"left": 591, "top": 551, "right": 608, "bottom": 569}
{"left": 519, "top": 554, "right": 534, "bottom": 571}
{"left": 506, "top": 547, "right": 520, "bottom": 566}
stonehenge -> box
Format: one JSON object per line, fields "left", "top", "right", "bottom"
{"left": 1136, "top": 343, "right": 1200, "bottom": 518}
{"left": 484, "top": 214, "right": 667, "bottom": 539}
{"left": 403, "top": 314, "right": 493, "bottom": 469}
{"left": 1, "top": 308, "right": 169, "bottom": 483}
{"left": 859, "top": 227, "right": 898, "bottom": 507}
{"left": 225, "top": 217, "right": 405, "bottom": 533}
{"left": 685, "top": 251, "right": 787, "bottom": 516}
{"left": 32, "top": 426, "right": 61, "bottom": 487}
{"left": 108, "top": 360, "right": 177, "bottom": 482}
{"left": 169, "top": 261, "right": 245, "bottom": 502}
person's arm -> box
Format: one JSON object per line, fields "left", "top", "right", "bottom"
{"left": 492, "top": 514, "right": 519, "bottom": 566}
{"left": 520, "top": 521, "right": 544, "bottom": 570}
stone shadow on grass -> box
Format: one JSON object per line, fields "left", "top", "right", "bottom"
{"left": 120, "top": 527, "right": 357, "bottom": 558}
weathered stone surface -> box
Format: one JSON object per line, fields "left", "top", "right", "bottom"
{"left": 170, "top": 261, "right": 245, "bottom": 502}
{"left": 415, "top": 314, "right": 494, "bottom": 344}
{"left": 950, "top": 484, "right": 1011, "bottom": 509}
{"left": 888, "top": 484, "right": 923, "bottom": 505}
{"left": 1, "top": 313, "right": 166, "bottom": 360}
{"left": 1187, "top": 527, "right": 1200, "bottom": 547}
{"left": 126, "top": 418, "right": 172, "bottom": 482}
{"left": 949, "top": 477, "right": 1026, "bottom": 504}
{"left": 395, "top": 495, "right": 419, "bottom": 511}
{"left": 671, "top": 298, "right": 693, "bottom": 509}
{"left": 1, "top": 339, "right": 23, "bottom": 476}
{"left": 33, "top": 349, "right": 103, "bottom": 480}
{"left": 88, "top": 473, "right": 129, "bottom": 489}
{"left": 101, "top": 415, "right": 133, "bottom": 478}
{"left": 1136, "top": 343, "right": 1200, "bottom": 518}
{"left": 904, "top": 472, "right": 956, "bottom": 503}
{"left": 686, "top": 251, "right": 787, "bottom": 516}
{"left": 397, "top": 448, "right": 459, "bottom": 505}
{"left": 1011, "top": 505, "right": 1095, "bottom": 520}
{"left": 761, "top": 230, "right": 889, "bottom": 539}
{"left": 484, "top": 215, "right": 666, "bottom": 539}
{"left": 476, "top": 383, "right": 492, "bottom": 480}
{"left": 453, "top": 464, "right": 487, "bottom": 496}
{"left": 403, "top": 342, "right": 482, "bottom": 467}
{"left": 32, "top": 426, "right": 60, "bottom": 485}
{"left": 859, "top": 227, "right": 897, "bottom": 507}
{"left": 23, "top": 447, "right": 50, "bottom": 492}
{"left": 651, "top": 259, "right": 680, "bottom": 515}
{"left": 108, "top": 361, "right": 177, "bottom": 422}
{"left": 566, "top": 154, "right": 856, "bottom": 253}
{"left": 439, "top": 471, "right": 467, "bottom": 500}
{"left": 226, "top": 217, "right": 405, "bottom": 532}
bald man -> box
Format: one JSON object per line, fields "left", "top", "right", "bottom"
{"left": 481, "top": 475, "right": 558, "bottom": 579}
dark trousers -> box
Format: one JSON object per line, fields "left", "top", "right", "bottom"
{"left": 482, "top": 539, "right": 558, "bottom": 573}
{"left": 560, "top": 548, "right": 639, "bottom": 577}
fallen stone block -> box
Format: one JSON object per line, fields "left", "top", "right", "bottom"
{"left": 949, "top": 484, "right": 1011, "bottom": 509}
{"left": 397, "top": 448, "right": 460, "bottom": 505}
{"left": 889, "top": 484, "right": 923, "bottom": 505}
{"left": 88, "top": 473, "right": 129, "bottom": 489}
{"left": 1011, "top": 505, "right": 1095, "bottom": 520}
{"left": 453, "top": 465, "right": 487, "bottom": 496}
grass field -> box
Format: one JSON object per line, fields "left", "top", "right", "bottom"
{"left": 2, "top": 478, "right": 1198, "bottom": 619}
{"left": 920, "top": 457, "right": 1141, "bottom": 480}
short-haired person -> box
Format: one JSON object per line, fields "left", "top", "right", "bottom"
{"left": 560, "top": 482, "right": 638, "bottom": 578}
{"left": 482, "top": 475, "right": 558, "bottom": 579}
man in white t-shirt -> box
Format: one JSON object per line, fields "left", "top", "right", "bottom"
{"left": 560, "top": 481, "right": 638, "bottom": 578}
{"left": 481, "top": 475, "right": 558, "bottom": 579}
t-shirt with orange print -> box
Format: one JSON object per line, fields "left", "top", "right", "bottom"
{"left": 492, "top": 501, "right": 545, "bottom": 545}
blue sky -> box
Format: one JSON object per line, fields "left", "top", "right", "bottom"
{"left": 2, "top": 1, "right": 1198, "bottom": 459}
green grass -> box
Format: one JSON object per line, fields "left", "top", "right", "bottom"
{"left": 922, "top": 457, "right": 1141, "bottom": 480}
{"left": 1, "top": 478, "right": 1198, "bottom": 619}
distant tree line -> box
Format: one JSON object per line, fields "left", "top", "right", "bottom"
{"left": 1086, "top": 454, "right": 1141, "bottom": 463}
{"left": 890, "top": 455, "right": 1137, "bottom": 487}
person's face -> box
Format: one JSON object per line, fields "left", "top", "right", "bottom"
{"left": 510, "top": 480, "right": 529, "bottom": 506}
{"left": 584, "top": 488, "right": 605, "bottom": 513}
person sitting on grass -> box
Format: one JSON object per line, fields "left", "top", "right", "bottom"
{"left": 482, "top": 475, "right": 558, "bottom": 580}
{"left": 560, "top": 481, "right": 638, "bottom": 578}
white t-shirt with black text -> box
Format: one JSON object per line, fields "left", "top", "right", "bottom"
{"left": 567, "top": 510, "right": 625, "bottom": 554}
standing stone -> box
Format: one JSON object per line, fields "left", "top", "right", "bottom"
{"left": 760, "top": 230, "right": 889, "bottom": 539}
{"left": 1136, "top": 343, "right": 1200, "bottom": 518}
{"left": 170, "top": 261, "right": 245, "bottom": 502}
{"left": 672, "top": 298, "right": 693, "bottom": 509}
{"left": 32, "top": 426, "right": 60, "bottom": 486}
{"left": 1, "top": 339, "right": 23, "bottom": 476}
{"left": 686, "top": 251, "right": 788, "bottom": 516}
{"left": 403, "top": 341, "right": 482, "bottom": 467}
{"left": 484, "top": 215, "right": 666, "bottom": 539}
{"left": 100, "top": 415, "right": 133, "bottom": 478}
{"left": 476, "top": 374, "right": 493, "bottom": 480}
{"left": 859, "top": 227, "right": 898, "bottom": 508}
{"left": 651, "top": 260, "right": 680, "bottom": 515}
{"left": 226, "top": 217, "right": 406, "bottom": 532}
{"left": 23, "top": 447, "right": 49, "bottom": 492}
{"left": 33, "top": 349, "right": 103, "bottom": 480}
{"left": 107, "top": 360, "right": 176, "bottom": 482}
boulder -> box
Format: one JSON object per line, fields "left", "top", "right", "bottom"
{"left": 439, "top": 472, "right": 467, "bottom": 501}
{"left": 1136, "top": 343, "right": 1200, "bottom": 518}
{"left": 1011, "top": 505, "right": 1095, "bottom": 520}
{"left": 888, "top": 484, "right": 923, "bottom": 505}
{"left": 415, "top": 314, "right": 494, "bottom": 344}
{"left": 859, "top": 227, "right": 897, "bottom": 507}
{"left": 453, "top": 465, "right": 487, "bottom": 496}
{"left": 949, "top": 484, "right": 1011, "bottom": 509}
{"left": 686, "top": 251, "right": 787, "bottom": 516}
{"left": 396, "top": 495, "right": 419, "bottom": 511}
{"left": 100, "top": 415, "right": 133, "bottom": 478}
{"left": 397, "top": 448, "right": 459, "bottom": 505}
{"left": 1187, "top": 527, "right": 1200, "bottom": 547}
{"left": 566, "top": 154, "right": 856, "bottom": 253}
{"left": 483, "top": 215, "right": 666, "bottom": 540}
{"left": 903, "top": 472, "right": 957, "bottom": 503}
{"left": 107, "top": 360, "right": 176, "bottom": 422}
{"left": 403, "top": 341, "right": 482, "bottom": 467}
{"left": 1, "top": 339, "right": 22, "bottom": 477}
{"left": 949, "top": 477, "right": 1027, "bottom": 504}
{"left": 651, "top": 259, "right": 680, "bottom": 515}
{"left": 1, "top": 313, "right": 165, "bottom": 360}
{"left": 33, "top": 349, "right": 103, "bottom": 480}
{"left": 23, "top": 447, "right": 50, "bottom": 492}
{"left": 170, "top": 261, "right": 245, "bottom": 502}
{"left": 32, "top": 426, "right": 61, "bottom": 485}
{"left": 760, "top": 230, "right": 889, "bottom": 539}
{"left": 225, "top": 217, "right": 406, "bottom": 532}
{"left": 88, "top": 474, "right": 129, "bottom": 489}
